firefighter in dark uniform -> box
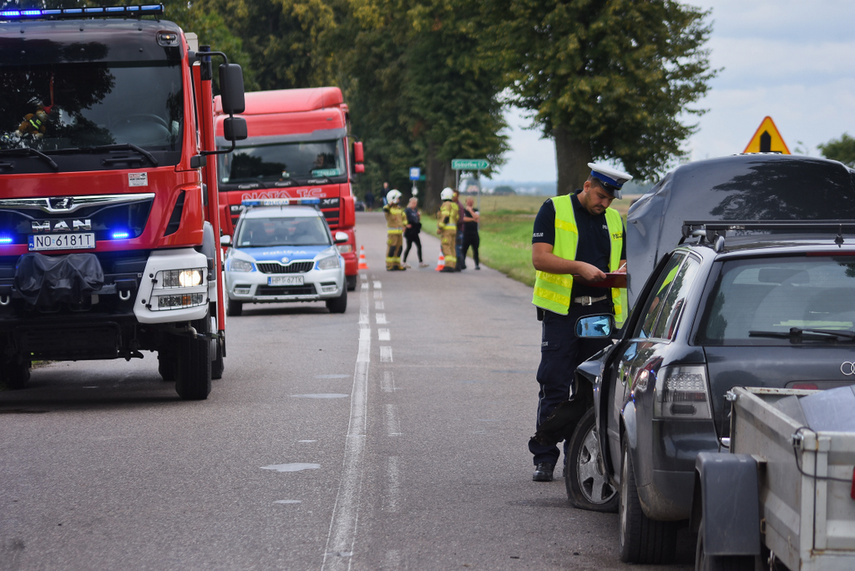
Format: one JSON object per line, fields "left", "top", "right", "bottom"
{"left": 529, "top": 163, "right": 631, "bottom": 482}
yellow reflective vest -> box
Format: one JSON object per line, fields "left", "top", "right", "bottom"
{"left": 532, "top": 195, "right": 627, "bottom": 325}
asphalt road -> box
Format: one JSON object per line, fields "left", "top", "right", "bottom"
{"left": 0, "top": 211, "right": 692, "bottom": 570}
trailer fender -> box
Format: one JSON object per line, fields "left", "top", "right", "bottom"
{"left": 694, "top": 452, "right": 761, "bottom": 556}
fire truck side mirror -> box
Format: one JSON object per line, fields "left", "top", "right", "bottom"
{"left": 223, "top": 117, "right": 248, "bottom": 142}
{"left": 353, "top": 141, "right": 365, "bottom": 173}
{"left": 218, "top": 63, "right": 246, "bottom": 115}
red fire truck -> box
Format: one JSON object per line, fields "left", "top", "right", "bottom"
{"left": 0, "top": 5, "right": 246, "bottom": 399}
{"left": 214, "top": 88, "right": 364, "bottom": 290}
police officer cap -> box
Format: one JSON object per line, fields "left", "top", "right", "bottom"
{"left": 587, "top": 162, "right": 632, "bottom": 199}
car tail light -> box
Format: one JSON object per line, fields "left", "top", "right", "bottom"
{"left": 654, "top": 365, "right": 712, "bottom": 419}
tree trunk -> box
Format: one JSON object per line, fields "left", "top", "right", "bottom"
{"left": 423, "top": 141, "right": 451, "bottom": 215}
{"left": 554, "top": 125, "right": 593, "bottom": 196}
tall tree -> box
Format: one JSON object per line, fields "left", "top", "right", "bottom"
{"left": 486, "top": 0, "right": 716, "bottom": 193}
{"left": 335, "top": 0, "right": 508, "bottom": 213}
{"left": 819, "top": 134, "right": 855, "bottom": 168}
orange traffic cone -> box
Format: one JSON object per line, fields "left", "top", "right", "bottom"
{"left": 358, "top": 246, "right": 368, "bottom": 270}
{"left": 435, "top": 252, "right": 445, "bottom": 271}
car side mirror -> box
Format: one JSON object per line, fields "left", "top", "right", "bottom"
{"left": 576, "top": 314, "right": 616, "bottom": 338}
{"left": 334, "top": 231, "right": 348, "bottom": 244}
{"left": 220, "top": 235, "right": 232, "bottom": 247}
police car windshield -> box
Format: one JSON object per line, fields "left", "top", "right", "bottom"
{"left": 236, "top": 216, "right": 331, "bottom": 247}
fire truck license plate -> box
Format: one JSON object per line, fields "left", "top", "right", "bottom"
{"left": 269, "top": 275, "right": 303, "bottom": 286}
{"left": 29, "top": 233, "right": 96, "bottom": 251}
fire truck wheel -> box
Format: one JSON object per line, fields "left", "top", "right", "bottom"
{"left": 326, "top": 288, "right": 347, "bottom": 314}
{"left": 158, "top": 345, "right": 176, "bottom": 382}
{"left": 211, "top": 312, "right": 224, "bottom": 381}
{"left": 1, "top": 354, "right": 31, "bottom": 390}
{"left": 346, "top": 275, "right": 357, "bottom": 291}
{"left": 175, "top": 317, "right": 212, "bottom": 400}
{"left": 227, "top": 298, "right": 243, "bottom": 316}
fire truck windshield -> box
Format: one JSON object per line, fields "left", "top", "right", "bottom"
{"left": 217, "top": 139, "right": 347, "bottom": 188}
{"left": 0, "top": 62, "right": 183, "bottom": 163}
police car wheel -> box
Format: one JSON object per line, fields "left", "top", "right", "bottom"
{"left": 326, "top": 288, "right": 347, "bottom": 314}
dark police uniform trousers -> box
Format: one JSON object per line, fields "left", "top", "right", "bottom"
{"left": 528, "top": 297, "right": 613, "bottom": 467}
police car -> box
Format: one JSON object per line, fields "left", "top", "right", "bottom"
{"left": 222, "top": 199, "right": 347, "bottom": 315}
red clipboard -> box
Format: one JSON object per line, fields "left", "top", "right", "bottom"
{"left": 575, "top": 272, "right": 627, "bottom": 289}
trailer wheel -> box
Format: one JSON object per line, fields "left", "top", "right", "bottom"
{"left": 174, "top": 316, "right": 211, "bottom": 400}
{"left": 565, "top": 408, "right": 618, "bottom": 512}
{"left": 619, "top": 439, "right": 677, "bottom": 563}
{"left": 326, "top": 288, "right": 347, "bottom": 314}
{"left": 695, "top": 520, "right": 755, "bottom": 571}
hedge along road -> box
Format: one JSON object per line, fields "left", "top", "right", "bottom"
{"left": 0, "top": 210, "right": 692, "bottom": 570}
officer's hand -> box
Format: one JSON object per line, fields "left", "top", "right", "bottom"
{"left": 576, "top": 262, "right": 606, "bottom": 283}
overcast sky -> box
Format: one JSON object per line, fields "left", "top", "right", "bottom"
{"left": 489, "top": 0, "right": 855, "bottom": 183}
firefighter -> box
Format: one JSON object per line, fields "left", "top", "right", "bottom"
{"left": 437, "top": 187, "right": 459, "bottom": 272}
{"left": 383, "top": 189, "right": 407, "bottom": 271}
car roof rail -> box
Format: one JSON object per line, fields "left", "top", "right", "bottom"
{"left": 680, "top": 220, "right": 855, "bottom": 250}
{"left": 238, "top": 197, "right": 321, "bottom": 213}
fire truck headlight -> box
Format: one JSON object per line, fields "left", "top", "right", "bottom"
{"left": 158, "top": 268, "right": 204, "bottom": 288}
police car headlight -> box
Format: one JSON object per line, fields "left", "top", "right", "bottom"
{"left": 229, "top": 258, "right": 254, "bottom": 272}
{"left": 317, "top": 254, "right": 341, "bottom": 270}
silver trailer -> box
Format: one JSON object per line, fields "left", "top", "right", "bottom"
{"left": 694, "top": 386, "right": 855, "bottom": 570}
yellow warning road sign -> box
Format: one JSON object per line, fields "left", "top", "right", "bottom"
{"left": 744, "top": 116, "right": 790, "bottom": 154}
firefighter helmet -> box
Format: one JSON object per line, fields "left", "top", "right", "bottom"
{"left": 440, "top": 187, "right": 454, "bottom": 201}
{"left": 386, "top": 189, "right": 402, "bottom": 204}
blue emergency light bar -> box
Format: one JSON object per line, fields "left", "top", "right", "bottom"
{"left": 241, "top": 198, "right": 321, "bottom": 207}
{"left": 0, "top": 4, "right": 163, "bottom": 20}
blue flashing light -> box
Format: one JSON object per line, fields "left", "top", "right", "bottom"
{"left": 111, "top": 231, "right": 131, "bottom": 240}
{"left": 0, "top": 236, "right": 13, "bottom": 245}
{"left": 0, "top": 4, "right": 163, "bottom": 20}
{"left": 241, "top": 197, "right": 321, "bottom": 207}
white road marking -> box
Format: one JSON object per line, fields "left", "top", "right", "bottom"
{"left": 378, "top": 328, "right": 390, "bottom": 341}
{"left": 380, "top": 346, "right": 393, "bottom": 363}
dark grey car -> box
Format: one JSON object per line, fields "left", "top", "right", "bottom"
{"left": 574, "top": 221, "right": 855, "bottom": 564}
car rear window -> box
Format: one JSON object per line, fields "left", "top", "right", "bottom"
{"left": 699, "top": 256, "right": 855, "bottom": 345}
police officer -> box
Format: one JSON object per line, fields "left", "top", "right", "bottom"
{"left": 529, "top": 163, "right": 631, "bottom": 482}
{"left": 436, "top": 187, "right": 459, "bottom": 273}
{"left": 383, "top": 189, "right": 407, "bottom": 271}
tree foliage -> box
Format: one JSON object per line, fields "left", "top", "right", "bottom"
{"left": 819, "top": 133, "right": 855, "bottom": 168}
{"left": 484, "top": 0, "right": 717, "bottom": 192}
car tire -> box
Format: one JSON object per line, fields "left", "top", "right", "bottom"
{"left": 695, "top": 520, "right": 756, "bottom": 571}
{"left": 326, "top": 288, "right": 347, "bottom": 314}
{"left": 346, "top": 274, "right": 357, "bottom": 291}
{"left": 565, "top": 408, "right": 618, "bottom": 512}
{"left": 158, "top": 344, "right": 176, "bottom": 382}
{"left": 227, "top": 298, "right": 242, "bottom": 316}
{"left": 210, "top": 313, "right": 224, "bottom": 381}
{"left": 619, "top": 439, "right": 677, "bottom": 564}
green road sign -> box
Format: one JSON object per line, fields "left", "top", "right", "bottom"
{"left": 451, "top": 158, "right": 490, "bottom": 170}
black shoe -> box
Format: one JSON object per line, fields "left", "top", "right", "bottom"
{"left": 440, "top": 267, "right": 455, "bottom": 273}
{"left": 532, "top": 463, "right": 555, "bottom": 482}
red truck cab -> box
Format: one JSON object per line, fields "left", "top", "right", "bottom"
{"left": 214, "top": 88, "right": 364, "bottom": 290}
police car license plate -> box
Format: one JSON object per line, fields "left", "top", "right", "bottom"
{"left": 269, "top": 275, "right": 303, "bottom": 286}
{"left": 29, "top": 233, "right": 95, "bottom": 251}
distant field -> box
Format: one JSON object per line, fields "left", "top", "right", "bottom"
{"left": 421, "top": 193, "right": 640, "bottom": 286}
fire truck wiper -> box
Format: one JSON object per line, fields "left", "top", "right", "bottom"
{"left": 83, "top": 144, "right": 159, "bottom": 167}
{"left": 0, "top": 147, "right": 59, "bottom": 171}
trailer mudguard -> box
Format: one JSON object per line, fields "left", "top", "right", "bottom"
{"left": 694, "top": 452, "right": 761, "bottom": 556}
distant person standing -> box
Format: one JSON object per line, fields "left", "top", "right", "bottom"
{"left": 364, "top": 190, "right": 375, "bottom": 211}
{"left": 383, "top": 189, "right": 407, "bottom": 271}
{"left": 382, "top": 182, "right": 391, "bottom": 207}
{"left": 453, "top": 188, "right": 466, "bottom": 270}
{"left": 437, "top": 187, "right": 459, "bottom": 273}
{"left": 460, "top": 197, "right": 480, "bottom": 270}
{"left": 403, "top": 197, "right": 428, "bottom": 267}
